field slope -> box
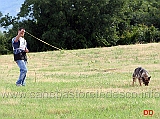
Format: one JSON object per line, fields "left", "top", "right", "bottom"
{"left": 0, "top": 43, "right": 160, "bottom": 119}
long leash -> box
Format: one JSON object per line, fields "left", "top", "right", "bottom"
{"left": 25, "top": 31, "right": 85, "bottom": 82}
{"left": 25, "top": 31, "right": 62, "bottom": 83}
{"left": 25, "top": 31, "right": 62, "bottom": 51}
{"left": 26, "top": 53, "right": 37, "bottom": 82}
{"left": 25, "top": 31, "right": 85, "bottom": 60}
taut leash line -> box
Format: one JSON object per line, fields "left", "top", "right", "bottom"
{"left": 25, "top": 31, "right": 61, "bottom": 51}
{"left": 25, "top": 30, "right": 86, "bottom": 61}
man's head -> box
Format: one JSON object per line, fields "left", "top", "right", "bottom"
{"left": 18, "top": 27, "right": 25, "bottom": 37}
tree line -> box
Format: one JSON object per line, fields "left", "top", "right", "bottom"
{"left": 0, "top": 0, "right": 160, "bottom": 54}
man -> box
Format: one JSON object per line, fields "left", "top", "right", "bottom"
{"left": 12, "top": 28, "right": 29, "bottom": 86}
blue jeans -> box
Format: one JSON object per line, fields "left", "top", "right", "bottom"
{"left": 16, "top": 60, "right": 27, "bottom": 86}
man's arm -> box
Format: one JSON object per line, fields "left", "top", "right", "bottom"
{"left": 14, "top": 29, "right": 25, "bottom": 42}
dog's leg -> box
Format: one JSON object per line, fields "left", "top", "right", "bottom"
{"left": 138, "top": 78, "right": 142, "bottom": 86}
{"left": 132, "top": 77, "right": 136, "bottom": 86}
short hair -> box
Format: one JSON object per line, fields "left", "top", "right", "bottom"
{"left": 18, "top": 27, "right": 25, "bottom": 31}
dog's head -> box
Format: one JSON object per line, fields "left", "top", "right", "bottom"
{"left": 142, "top": 76, "right": 151, "bottom": 86}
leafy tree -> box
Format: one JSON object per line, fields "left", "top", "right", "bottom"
{"left": 1, "top": 0, "right": 160, "bottom": 54}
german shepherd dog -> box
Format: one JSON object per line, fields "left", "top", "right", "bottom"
{"left": 132, "top": 67, "right": 151, "bottom": 86}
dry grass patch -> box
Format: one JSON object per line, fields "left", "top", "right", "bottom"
{"left": 0, "top": 43, "right": 160, "bottom": 119}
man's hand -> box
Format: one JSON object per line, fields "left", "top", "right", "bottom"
{"left": 15, "top": 29, "right": 25, "bottom": 42}
{"left": 25, "top": 48, "right": 29, "bottom": 53}
{"left": 18, "top": 29, "right": 25, "bottom": 36}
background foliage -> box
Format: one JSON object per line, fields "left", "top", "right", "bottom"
{"left": 1, "top": 0, "right": 160, "bottom": 54}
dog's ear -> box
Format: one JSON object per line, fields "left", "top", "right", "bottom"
{"left": 148, "top": 76, "right": 151, "bottom": 81}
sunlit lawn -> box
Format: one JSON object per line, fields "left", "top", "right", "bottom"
{"left": 0, "top": 43, "right": 160, "bottom": 119}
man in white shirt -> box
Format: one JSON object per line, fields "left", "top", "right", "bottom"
{"left": 12, "top": 28, "right": 29, "bottom": 86}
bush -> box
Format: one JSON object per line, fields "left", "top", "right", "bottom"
{"left": 0, "top": 35, "right": 9, "bottom": 55}
{"left": 117, "top": 24, "right": 160, "bottom": 45}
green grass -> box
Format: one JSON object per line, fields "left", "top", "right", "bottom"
{"left": 0, "top": 43, "right": 160, "bottom": 119}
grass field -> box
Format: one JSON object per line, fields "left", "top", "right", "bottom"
{"left": 0, "top": 43, "right": 160, "bottom": 119}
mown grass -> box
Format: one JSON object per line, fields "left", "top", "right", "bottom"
{"left": 0, "top": 43, "right": 160, "bottom": 119}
